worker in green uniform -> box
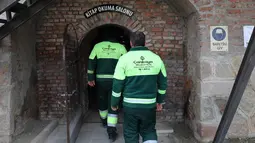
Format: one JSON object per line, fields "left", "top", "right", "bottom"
{"left": 111, "top": 31, "right": 167, "bottom": 143}
{"left": 87, "top": 37, "right": 127, "bottom": 142}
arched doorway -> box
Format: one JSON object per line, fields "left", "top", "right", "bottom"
{"left": 79, "top": 24, "right": 131, "bottom": 122}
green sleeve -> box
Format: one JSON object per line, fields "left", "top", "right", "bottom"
{"left": 111, "top": 57, "right": 126, "bottom": 107}
{"left": 157, "top": 59, "right": 167, "bottom": 103}
{"left": 87, "top": 46, "right": 97, "bottom": 81}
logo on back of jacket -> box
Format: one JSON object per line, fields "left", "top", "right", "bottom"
{"left": 133, "top": 56, "right": 154, "bottom": 71}
{"left": 102, "top": 45, "right": 116, "bottom": 55}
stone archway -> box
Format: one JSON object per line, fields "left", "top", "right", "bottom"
{"left": 34, "top": 0, "right": 204, "bottom": 141}
{"left": 67, "top": 11, "right": 152, "bottom": 116}
{"left": 74, "top": 12, "right": 152, "bottom": 48}
{"left": 68, "top": 5, "right": 203, "bottom": 141}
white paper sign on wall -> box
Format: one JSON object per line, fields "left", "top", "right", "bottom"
{"left": 210, "top": 26, "right": 228, "bottom": 51}
{"left": 243, "top": 25, "right": 254, "bottom": 48}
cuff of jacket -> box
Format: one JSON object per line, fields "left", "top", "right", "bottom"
{"left": 111, "top": 96, "right": 120, "bottom": 107}
{"left": 157, "top": 93, "right": 165, "bottom": 104}
{"left": 88, "top": 74, "right": 95, "bottom": 81}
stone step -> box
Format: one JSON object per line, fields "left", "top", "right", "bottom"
{"left": 84, "top": 111, "right": 174, "bottom": 136}
{"left": 12, "top": 120, "right": 52, "bottom": 143}
{"left": 76, "top": 123, "right": 174, "bottom": 143}
{"left": 30, "top": 120, "right": 58, "bottom": 143}
{"left": 80, "top": 122, "right": 173, "bottom": 136}
{"left": 83, "top": 112, "right": 174, "bottom": 136}
{"left": 44, "top": 108, "right": 83, "bottom": 143}
{"left": 156, "top": 122, "right": 174, "bottom": 136}
{"left": 33, "top": 113, "right": 173, "bottom": 143}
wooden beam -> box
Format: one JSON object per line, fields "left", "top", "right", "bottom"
{"left": 6, "top": 11, "right": 12, "bottom": 21}
{"left": 0, "top": 0, "right": 54, "bottom": 40}
{"left": 0, "top": 19, "right": 7, "bottom": 23}
{"left": 0, "top": 0, "right": 18, "bottom": 14}
{"left": 9, "top": 3, "right": 27, "bottom": 13}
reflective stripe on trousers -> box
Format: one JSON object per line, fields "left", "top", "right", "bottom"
{"left": 144, "top": 140, "right": 157, "bottom": 143}
{"left": 96, "top": 74, "right": 113, "bottom": 79}
{"left": 107, "top": 114, "right": 118, "bottom": 127}
{"left": 87, "top": 70, "right": 94, "bottom": 74}
{"left": 99, "top": 110, "right": 108, "bottom": 119}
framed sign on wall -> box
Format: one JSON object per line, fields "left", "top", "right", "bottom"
{"left": 210, "top": 26, "right": 229, "bottom": 52}
{"left": 243, "top": 25, "right": 254, "bottom": 48}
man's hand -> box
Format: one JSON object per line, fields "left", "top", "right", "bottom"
{"left": 88, "top": 81, "right": 95, "bottom": 87}
{"left": 111, "top": 106, "right": 118, "bottom": 111}
{"left": 156, "top": 103, "right": 163, "bottom": 111}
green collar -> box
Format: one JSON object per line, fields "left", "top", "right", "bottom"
{"left": 130, "top": 46, "right": 148, "bottom": 51}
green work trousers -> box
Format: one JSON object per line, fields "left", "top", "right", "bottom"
{"left": 123, "top": 107, "right": 157, "bottom": 143}
{"left": 96, "top": 81, "right": 118, "bottom": 127}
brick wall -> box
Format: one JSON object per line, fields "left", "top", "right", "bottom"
{"left": 36, "top": 0, "right": 186, "bottom": 121}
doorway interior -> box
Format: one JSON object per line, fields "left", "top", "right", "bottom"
{"left": 79, "top": 24, "right": 131, "bottom": 123}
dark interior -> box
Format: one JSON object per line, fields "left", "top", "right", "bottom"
{"left": 89, "top": 24, "right": 131, "bottom": 51}
{"left": 80, "top": 24, "right": 131, "bottom": 110}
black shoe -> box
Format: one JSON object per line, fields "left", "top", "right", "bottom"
{"left": 108, "top": 131, "right": 118, "bottom": 142}
{"left": 107, "top": 127, "right": 118, "bottom": 142}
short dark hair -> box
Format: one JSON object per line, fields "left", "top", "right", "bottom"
{"left": 101, "top": 33, "right": 118, "bottom": 42}
{"left": 130, "top": 31, "right": 145, "bottom": 46}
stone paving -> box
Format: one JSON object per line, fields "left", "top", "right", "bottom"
{"left": 75, "top": 122, "right": 255, "bottom": 143}
{"left": 11, "top": 119, "right": 255, "bottom": 143}
{"left": 75, "top": 123, "right": 173, "bottom": 143}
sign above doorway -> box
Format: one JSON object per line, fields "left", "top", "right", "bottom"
{"left": 84, "top": 4, "right": 134, "bottom": 19}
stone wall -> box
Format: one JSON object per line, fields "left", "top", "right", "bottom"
{"left": 0, "top": 36, "right": 12, "bottom": 143}
{"left": 0, "top": 18, "right": 38, "bottom": 142}
{"left": 10, "top": 19, "right": 38, "bottom": 139}
{"left": 36, "top": 0, "right": 186, "bottom": 121}
{"left": 185, "top": 12, "right": 200, "bottom": 125}
{"left": 183, "top": 0, "right": 255, "bottom": 142}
